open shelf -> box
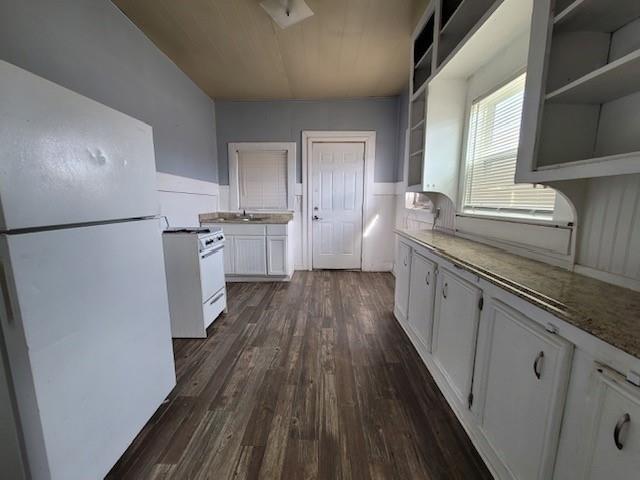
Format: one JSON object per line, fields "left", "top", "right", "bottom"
{"left": 415, "top": 45, "right": 433, "bottom": 70}
{"left": 527, "top": 150, "right": 640, "bottom": 182}
{"left": 411, "top": 119, "right": 425, "bottom": 131}
{"left": 554, "top": 0, "right": 640, "bottom": 33}
{"left": 546, "top": 49, "right": 640, "bottom": 104}
{"left": 437, "top": 0, "right": 496, "bottom": 66}
{"left": 441, "top": 0, "right": 466, "bottom": 32}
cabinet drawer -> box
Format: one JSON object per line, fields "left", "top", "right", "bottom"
{"left": 207, "top": 224, "right": 266, "bottom": 236}
{"left": 203, "top": 288, "right": 225, "bottom": 329}
{"left": 583, "top": 367, "right": 640, "bottom": 480}
{"left": 266, "top": 224, "right": 287, "bottom": 235}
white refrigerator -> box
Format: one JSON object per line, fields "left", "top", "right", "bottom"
{"left": 0, "top": 60, "right": 176, "bottom": 479}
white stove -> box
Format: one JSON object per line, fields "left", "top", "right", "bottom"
{"left": 162, "top": 227, "right": 227, "bottom": 338}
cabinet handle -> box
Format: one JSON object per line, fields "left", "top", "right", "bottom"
{"left": 426, "top": 271, "right": 430, "bottom": 285}
{"left": 442, "top": 282, "right": 448, "bottom": 299}
{"left": 403, "top": 256, "right": 408, "bottom": 267}
{"left": 533, "top": 351, "right": 544, "bottom": 379}
{"left": 614, "top": 413, "right": 631, "bottom": 450}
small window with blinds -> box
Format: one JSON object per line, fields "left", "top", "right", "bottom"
{"left": 238, "top": 149, "right": 288, "bottom": 210}
{"left": 462, "top": 73, "right": 556, "bottom": 220}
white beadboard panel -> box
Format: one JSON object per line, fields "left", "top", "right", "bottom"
{"left": 577, "top": 174, "right": 640, "bottom": 282}
{"left": 156, "top": 172, "right": 218, "bottom": 228}
{"left": 456, "top": 215, "right": 573, "bottom": 255}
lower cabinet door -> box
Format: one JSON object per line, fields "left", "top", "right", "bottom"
{"left": 475, "top": 300, "right": 572, "bottom": 480}
{"left": 407, "top": 252, "right": 437, "bottom": 351}
{"left": 431, "top": 267, "right": 482, "bottom": 407}
{"left": 233, "top": 236, "right": 267, "bottom": 275}
{"left": 267, "top": 236, "right": 287, "bottom": 275}
{"left": 223, "top": 235, "right": 235, "bottom": 274}
{"left": 583, "top": 367, "right": 640, "bottom": 480}
{"left": 394, "top": 241, "right": 412, "bottom": 322}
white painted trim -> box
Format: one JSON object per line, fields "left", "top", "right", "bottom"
{"left": 227, "top": 142, "right": 296, "bottom": 211}
{"left": 156, "top": 172, "right": 219, "bottom": 196}
{"left": 373, "top": 182, "right": 404, "bottom": 195}
{"left": 302, "top": 131, "right": 376, "bottom": 271}
{"left": 574, "top": 264, "right": 640, "bottom": 293}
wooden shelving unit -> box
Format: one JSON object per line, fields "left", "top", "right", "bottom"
{"left": 406, "top": 0, "right": 501, "bottom": 196}
{"left": 516, "top": 0, "right": 640, "bottom": 183}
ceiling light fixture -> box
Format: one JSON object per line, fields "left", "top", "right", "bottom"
{"left": 260, "top": 0, "right": 314, "bottom": 29}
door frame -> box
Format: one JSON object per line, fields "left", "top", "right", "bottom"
{"left": 302, "top": 131, "right": 376, "bottom": 271}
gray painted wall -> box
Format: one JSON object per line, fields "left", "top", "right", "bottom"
{"left": 0, "top": 0, "right": 218, "bottom": 182}
{"left": 215, "top": 98, "right": 404, "bottom": 184}
{"left": 396, "top": 85, "right": 410, "bottom": 183}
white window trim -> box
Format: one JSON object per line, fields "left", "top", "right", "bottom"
{"left": 228, "top": 142, "right": 296, "bottom": 211}
{"left": 454, "top": 69, "right": 577, "bottom": 266}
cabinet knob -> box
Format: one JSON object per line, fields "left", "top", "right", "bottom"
{"left": 533, "top": 351, "right": 544, "bottom": 379}
{"left": 614, "top": 413, "right": 631, "bottom": 450}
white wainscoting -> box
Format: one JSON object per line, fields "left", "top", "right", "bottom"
{"left": 216, "top": 182, "right": 398, "bottom": 272}
{"left": 156, "top": 172, "right": 219, "bottom": 228}
{"left": 575, "top": 174, "right": 640, "bottom": 291}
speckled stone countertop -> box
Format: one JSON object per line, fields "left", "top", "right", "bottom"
{"left": 200, "top": 211, "right": 294, "bottom": 224}
{"left": 396, "top": 229, "right": 640, "bottom": 359}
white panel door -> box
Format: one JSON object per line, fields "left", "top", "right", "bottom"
{"left": 0, "top": 219, "right": 176, "bottom": 480}
{"left": 432, "top": 268, "right": 482, "bottom": 407}
{"left": 0, "top": 60, "right": 158, "bottom": 231}
{"left": 408, "top": 252, "right": 437, "bottom": 351}
{"left": 234, "top": 236, "right": 267, "bottom": 275}
{"left": 476, "top": 300, "right": 572, "bottom": 480}
{"left": 312, "top": 142, "right": 365, "bottom": 269}
{"left": 583, "top": 368, "right": 640, "bottom": 480}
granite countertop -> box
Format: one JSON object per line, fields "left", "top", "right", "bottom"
{"left": 396, "top": 229, "right": 640, "bottom": 359}
{"left": 199, "top": 211, "right": 294, "bottom": 225}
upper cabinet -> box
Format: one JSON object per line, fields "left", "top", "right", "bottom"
{"left": 407, "top": 0, "right": 533, "bottom": 202}
{"left": 517, "top": 0, "right": 640, "bottom": 183}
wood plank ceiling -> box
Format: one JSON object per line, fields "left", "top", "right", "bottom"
{"left": 112, "top": 0, "right": 426, "bottom": 100}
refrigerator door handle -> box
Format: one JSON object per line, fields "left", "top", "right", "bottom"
{"left": 0, "top": 263, "right": 14, "bottom": 322}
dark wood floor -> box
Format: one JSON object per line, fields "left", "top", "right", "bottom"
{"left": 107, "top": 271, "right": 492, "bottom": 480}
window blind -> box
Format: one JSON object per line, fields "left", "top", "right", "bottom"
{"left": 238, "top": 149, "right": 288, "bottom": 210}
{"left": 463, "top": 73, "right": 555, "bottom": 219}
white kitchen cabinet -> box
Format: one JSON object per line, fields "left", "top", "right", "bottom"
{"left": 475, "top": 300, "right": 572, "bottom": 480}
{"left": 223, "top": 235, "right": 235, "bottom": 274}
{"left": 233, "top": 236, "right": 267, "bottom": 275}
{"left": 582, "top": 367, "right": 640, "bottom": 480}
{"left": 203, "top": 222, "right": 294, "bottom": 280}
{"left": 432, "top": 267, "right": 482, "bottom": 408}
{"left": 394, "top": 241, "right": 412, "bottom": 322}
{"left": 407, "top": 251, "right": 437, "bottom": 351}
{"left": 267, "top": 236, "right": 287, "bottom": 275}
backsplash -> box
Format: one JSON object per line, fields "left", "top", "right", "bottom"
{"left": 576, "top": 174, "right": 640, "bottom": 287}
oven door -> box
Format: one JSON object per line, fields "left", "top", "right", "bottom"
{"left": 199, "top": 244, "right": 226, "bottom": 301}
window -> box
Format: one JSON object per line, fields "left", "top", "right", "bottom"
{"left": 228, "top": 142, "right": 295, "bottom": 211}
{"left": 462, "top": 73, "right": 556, "bottom": 220}
{"left": 238, "top": 149, "right": 287, "bottom": 209}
